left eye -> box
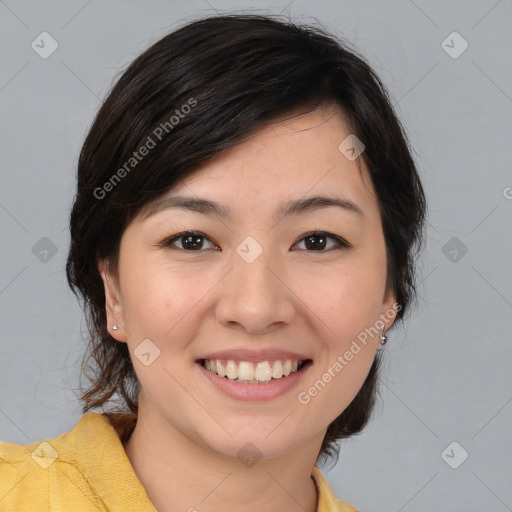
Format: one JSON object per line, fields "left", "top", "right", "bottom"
{"left": 292, "top": 231, "right": 349, "bottom": 251}
{"left": 159, "top": 230, "right": 349, "bottom": 252}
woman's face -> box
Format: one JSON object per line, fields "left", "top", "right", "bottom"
{"left": 101, "top": 105, "right": 397, "bottom": 459}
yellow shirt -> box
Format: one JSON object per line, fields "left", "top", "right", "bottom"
{"left": 0, "top": 412, "right": 358, "bottom": 512}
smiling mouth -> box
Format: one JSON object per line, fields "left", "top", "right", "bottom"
{"left": 197, "top": 358, "right": 313, "bottom": 384}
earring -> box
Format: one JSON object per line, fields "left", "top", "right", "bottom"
{"left": 112, "top": 324, "right": 119, "bottom": 331}
{"left": 378, "top": 328, "right": 387, "bottom": 349}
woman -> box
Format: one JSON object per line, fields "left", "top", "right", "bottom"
{"left": 0, "top": 13, "right": 426, "bottom": 512}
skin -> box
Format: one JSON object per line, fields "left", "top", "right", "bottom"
{"left": 99, "top": 104, "right": 397, "bottom": 512}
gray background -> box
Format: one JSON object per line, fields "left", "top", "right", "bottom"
{"left": 1, "top": 0, "right": 511, "bottom": 510}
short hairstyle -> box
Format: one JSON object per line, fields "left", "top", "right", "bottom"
{"left": 66, "top": 13, "right": 427, "bottom": 465}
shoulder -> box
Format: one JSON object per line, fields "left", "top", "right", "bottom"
{"left": 336, "top": 500, "right": 359, "bottom": 511}
{"left": 0, "top": 413, "right": 116, "bottom": 511}
{"left": 311, "top": 465, "right": 359, "bottom": 512}
{"left": 0, "top": 436, "right": 52, "bottom": 511}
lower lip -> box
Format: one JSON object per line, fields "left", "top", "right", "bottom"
{"left": 196, "top": 361, "right": 312, "bottom": 401}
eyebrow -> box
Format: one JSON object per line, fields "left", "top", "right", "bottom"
{"left": 142, "top": 194, "right": 364, "bottom": 221}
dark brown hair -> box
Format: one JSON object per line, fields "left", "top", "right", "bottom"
{"left": 66, "top": 13, "right": 426, "bottom": 466}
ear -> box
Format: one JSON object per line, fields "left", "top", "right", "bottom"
{"left": 381, "top": 289, "right": 399, "bottom": 332}
{"left": 380, "top": 275, "right": 400, "bottom": 333}
{"left": 98, "top": 259, "right": 127, "bottom": 343}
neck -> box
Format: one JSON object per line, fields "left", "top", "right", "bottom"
{"left": 123, "top": 400, "right": 322, "bottom": 512}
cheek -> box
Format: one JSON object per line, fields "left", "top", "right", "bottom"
{"left": 123, "top": 268, "right": 203, "bottom": 334}
{"left": 295, "top": 286, "right": 379, "bottom": 431}
{"left": 119, "top": 253, "right": 224, "bottom": 364}
{"left": 306, "top": 351, "right": 376, "bottom": 429}
{"left": 290, "top": 255, "right": 384, "bottom": 414}
{"left": 294, "top": 257, "right": 386, "bottom": 340}
{"left": 305, "top": 257, "right": 385, "bottom": 421}
{"left": 120, "top": 266, "right": 210, "bottom": 394}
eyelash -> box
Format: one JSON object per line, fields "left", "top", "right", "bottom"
{"left": 158, "top": 230, "right": 350, "bottom": 252}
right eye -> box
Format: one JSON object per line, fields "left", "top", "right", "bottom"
{"left": 159, "top": 231, "right": 219, "bottom": 251}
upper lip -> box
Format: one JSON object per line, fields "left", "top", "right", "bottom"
{"left": 197, "top": 348, "right": 311, "bottom": 363}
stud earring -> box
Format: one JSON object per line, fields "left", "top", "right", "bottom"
{"left": 112, "top": 324, "right": 119, "bottom": 331}
{"left": 378, "top": 328, "right": 387, "bottom": 349}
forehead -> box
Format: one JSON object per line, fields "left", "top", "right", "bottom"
{"left": 144, "top": 105, "right": 378, "bottom": 222}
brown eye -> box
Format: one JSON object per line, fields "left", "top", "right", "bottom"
{"left": 160, "top": 231, "right": 218, "bottom": 251}
{"left": 293, "top": 231, "right": 349, "bottom": 251}
{"left": 160, "top": 230, "right": 348, "bottom": 252}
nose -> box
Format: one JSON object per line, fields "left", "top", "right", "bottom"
{"left": 215, "top": 250, "right": 296, "bottom": 335}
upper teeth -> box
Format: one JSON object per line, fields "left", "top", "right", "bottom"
{"left": 202, "top": 359, "right": 302, "bottom": 382}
